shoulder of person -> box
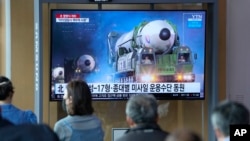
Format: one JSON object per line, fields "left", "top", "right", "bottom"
{"left": 53, "top": 117, "right": 70, "bottom": 141}
{"left": 23, "top": 110, "right": 38, "bottom": 124}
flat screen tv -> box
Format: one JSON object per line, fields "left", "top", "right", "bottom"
{"left": 50, "top": 10, "right": 206, "bottom": 101}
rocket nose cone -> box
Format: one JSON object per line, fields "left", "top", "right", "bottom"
{"left": 159, "top": 28, "right": 171, "bottom": 41}
{"left": 85, "top": 59, "right": 91, "bottom": 66}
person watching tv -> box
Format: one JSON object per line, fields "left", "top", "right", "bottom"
{"left": 0, "top": 76, "right": 37, "bottom": 124}
{"left": 1, "top": 105, "right": 58, "bottom": 141}
{"left": 54, "top": 79, "right": 104, "bottom": 141}
{"left": 0, "top": 123, "right": 60, "bottom": 141}
{"left": 116, "top": 94, "right": 169, "bottom": 141}
{"left": 211, "top": 100, "right": 249, "bottom": 141}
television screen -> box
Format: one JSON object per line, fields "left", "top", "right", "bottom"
{"left": 50, "top": 10, "right": 206, "bottom": 101}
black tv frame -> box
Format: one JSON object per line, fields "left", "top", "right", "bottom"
{"left": 34, "top": 1, "right": 218, "bottom": 141}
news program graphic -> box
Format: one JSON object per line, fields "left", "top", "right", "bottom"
{"left": 230, "top": 124, "right": 250, "bottom": 141}
{"left": 50, "top": 10, "right": 206, "bottom": 100}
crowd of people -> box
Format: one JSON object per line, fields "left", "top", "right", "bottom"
{"left": 0, "top": 75, "right": 249, "bottom": 141}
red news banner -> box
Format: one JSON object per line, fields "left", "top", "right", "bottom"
{"left": 55, "top": 14, "right": 89, "bottom": 23}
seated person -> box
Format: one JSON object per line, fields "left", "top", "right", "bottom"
{"left": 211, "top": 100, "right": 249, "bottom": 141}
{"left": 0, "top": 76, "right": 37, "bottom": 124}
{"left": 116, "top": 94, "right": 169, "bottom": 141}
{"left": 178, "top": 56, "right": 186, "bottom": 63}
{"left": 54, "top": 80, "right": 104, "bottom": 141}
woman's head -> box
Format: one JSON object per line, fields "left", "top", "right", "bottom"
{"left": 0, "top": 76, "right": 14, "bottom": 101}
{"left": 63, "top": 80, "right": 94, "bottom": 116}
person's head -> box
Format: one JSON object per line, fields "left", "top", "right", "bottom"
{"left": 0, "top": 76, "right": 14, "bottom": 102}
{"left": 63, "top": 80, "right": 94, "bottom": 116}
{"left": 166, "top": 128, "right": 202, "bottom": 141}
{"left": 211, "top": 100, "right": 249, "bottom": 140}
{"left": 125, "top": 94, "right": 158, "bottom": 127}
{"left": 179, "top": 55, "right": 185, "bottom": 61}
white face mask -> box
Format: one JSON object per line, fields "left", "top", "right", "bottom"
{"left": 63, "top": 89, "right": 68, "bottom": 100}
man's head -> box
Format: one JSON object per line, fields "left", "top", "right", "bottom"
{"left": 211, "top": 100, "right": 249, "bottom": 139}
{"left": 166, "top": 128, "right": 202, "bottom": 141}
{"left": 0, "top": 76, "right": 14, "bottom": 101}
{"left": 125, "top": 94, "right": 158, "bottom": 127}
{"left": 0, "top": 106, "right": 13, "bottom": 128}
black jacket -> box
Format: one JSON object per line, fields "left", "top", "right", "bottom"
{"left": 0, "top": 107, "right": 13, "bottom": 128}
{"left": 0, "top": 124, "right": 59, "bottom": 141}
{"left": 0, "top": 117, "right": 13, "bottom": 128}
{"left": 116, "top": 123, "right": 169, "bottom": 141}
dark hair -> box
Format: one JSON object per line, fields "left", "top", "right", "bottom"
{"left": 0, "top": 76, "right": 14, "bottom": 100}
{"left": 66, "top": 80, "right": 94, "bottom": 116}
{"left": 211, "top": 100, "right": 250, "bottom": 136}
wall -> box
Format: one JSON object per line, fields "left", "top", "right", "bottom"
{"left": 226, "top": 0, "right": 250, "bottom": 109}
{"left": 0, "top": 1, "right": 227, "bottom": 141}
{"left": 0, "top": 0, "right": 6, "bottom": 74}
{"left": 10, "top": 0, "right": 35, "bottom": 111}
{"left": 218, "top": 0, "right": 226, "bottom": 101}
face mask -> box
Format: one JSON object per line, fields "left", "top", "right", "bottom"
{"left": 61, "top": 99, "right": 67, "bottom": 112}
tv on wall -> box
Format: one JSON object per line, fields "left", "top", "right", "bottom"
{"left": 50, "top": 10, "right": 206, "bottom": 101}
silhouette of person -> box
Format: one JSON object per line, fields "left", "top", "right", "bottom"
{"left": 211, "top": 100, "right": 249, "bottom": 141}
{"left": 178, "top": 56, "right": 186, "bottom": 63}
{"left": 143, "top": 56, "right": 152, "bottom": 64}
{"left": 54, "top": 80, "right": 104, "bottom": 141}
{"left": 116, "top": 94, "right": 169, "bottom": 141}
{"left": 0, "top": 76, "right": 37, "bottom": 124}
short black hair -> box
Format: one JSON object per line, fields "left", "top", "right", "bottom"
{"left": 0, "top": 76, "right": 14, "bottom": 100}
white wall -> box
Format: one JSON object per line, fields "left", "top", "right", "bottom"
{"left": 227, "top": 0, "right": 250, "bottom": 109}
